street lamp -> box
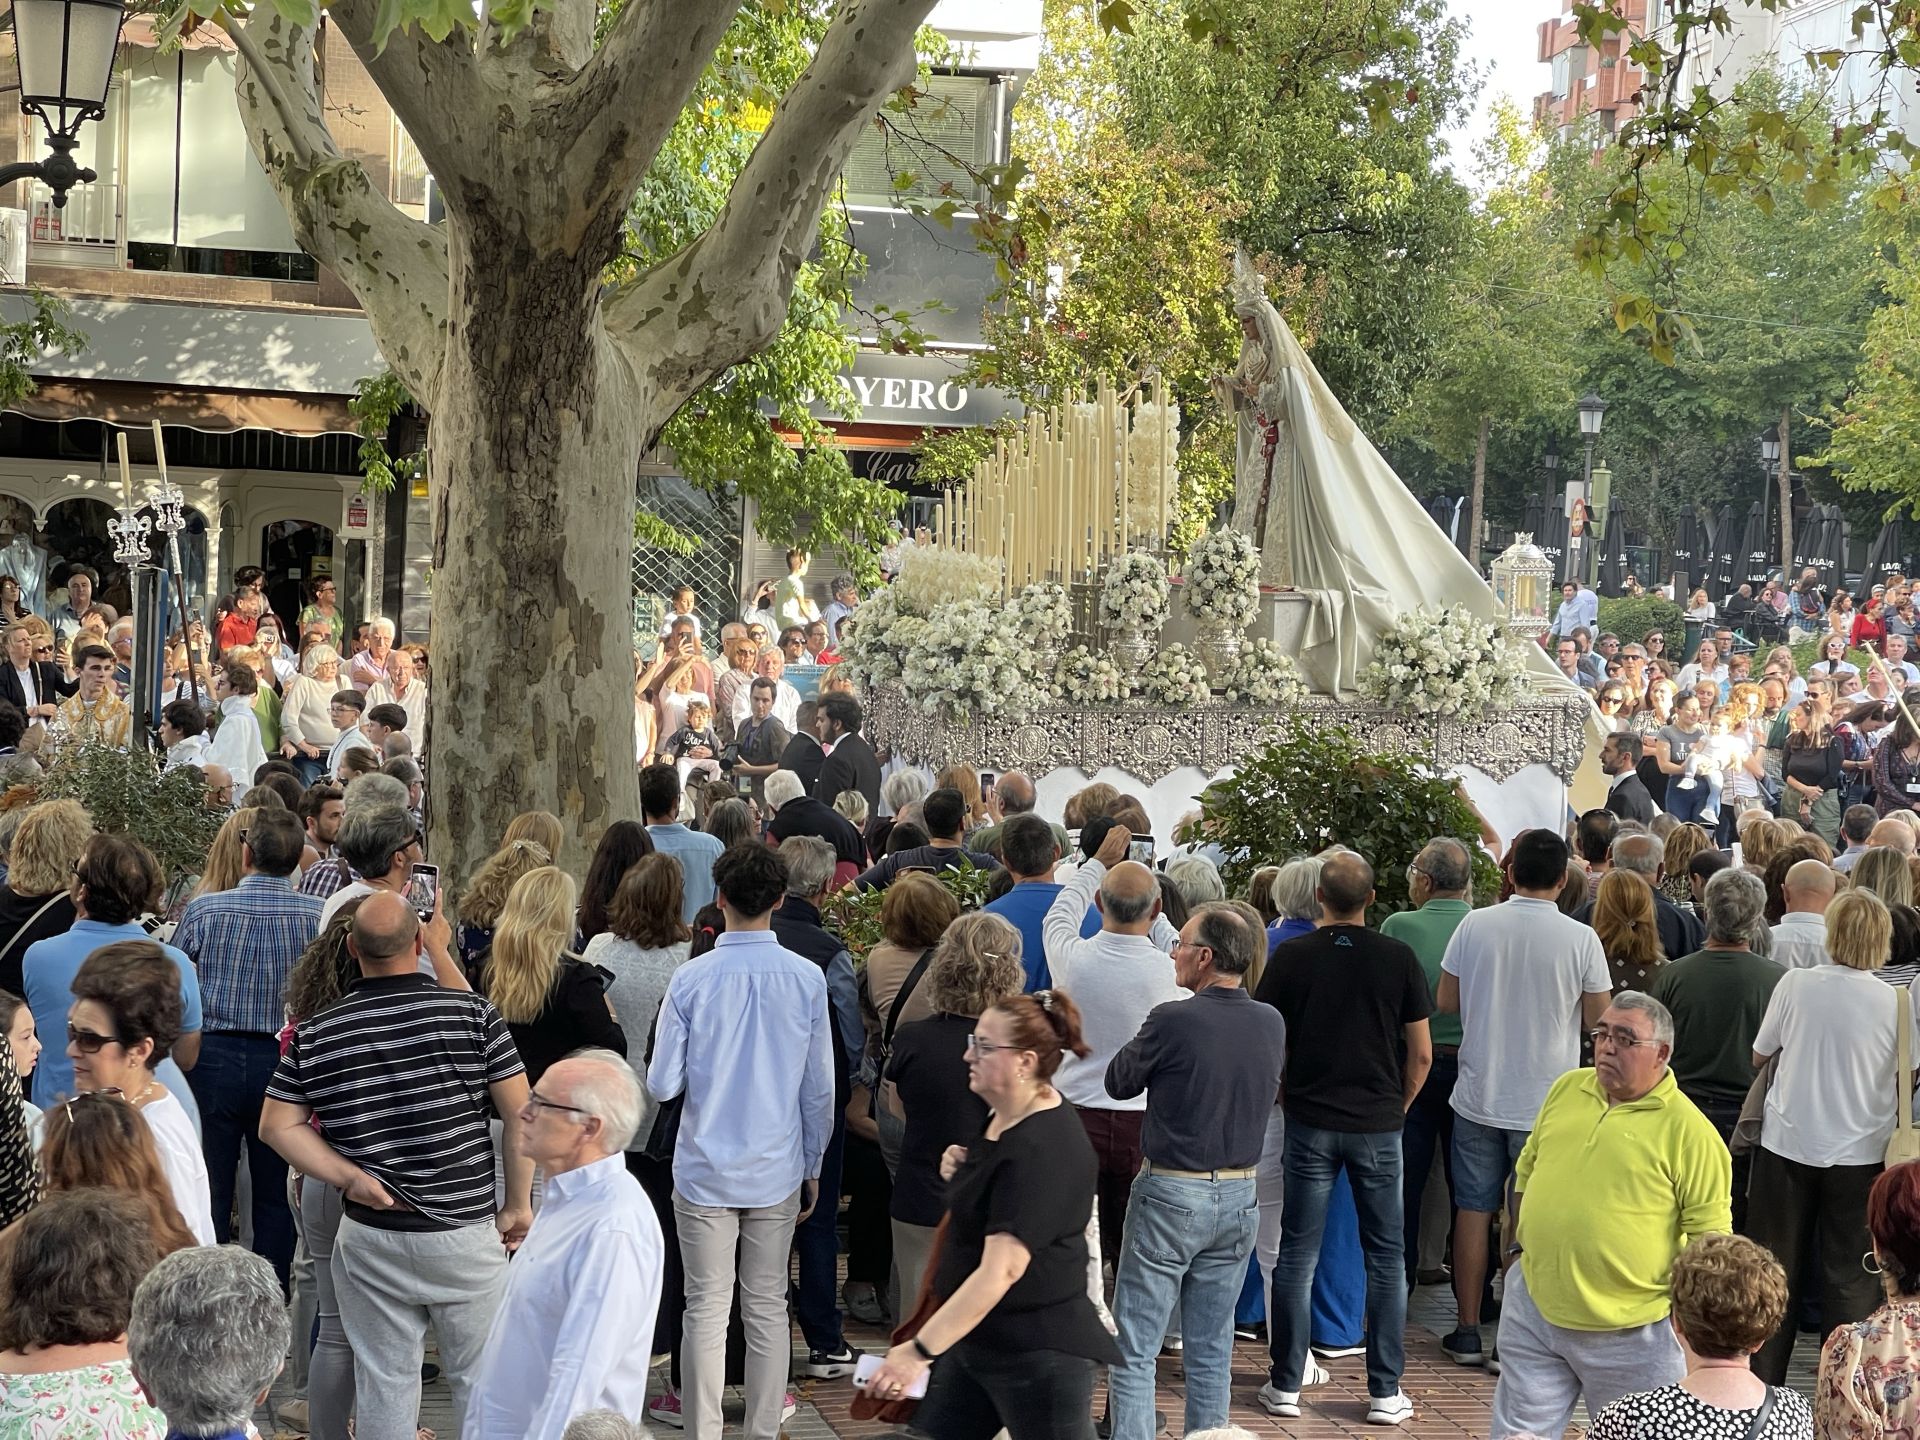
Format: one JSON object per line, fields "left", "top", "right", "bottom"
{"left": 1576, "top": 393, "right": 1606, "bottom": 583}
{"left": 1, "top": 0, "right": 127, "bottom": 208}
{"left": 1759, "top": 430, "right": 1783, "bottom": 582}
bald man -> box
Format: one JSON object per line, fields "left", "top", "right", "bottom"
{"left": 969, "top": 768, "right": 1072, "bottom": 860}
{"left": 1043, "top": 817, "right": 1187, "bottom": 1265}
{"left": 1771, "top": 859, "right": 1839, "bottom": 970}
{"left": 1868, "top": 818, "right": 1918, "bottom": 856}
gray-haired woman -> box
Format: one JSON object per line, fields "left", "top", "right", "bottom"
{"left": 885, "top": 912, "right": 1025, "bottom": 1313}
{"left": 279, "top": 643, "right": 344, "bottom": 785}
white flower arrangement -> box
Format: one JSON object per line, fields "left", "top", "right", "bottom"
{"left": 1099, "top": 551, "right": 1171, "bottom": 630}
{"left": 1055, "top": 644, "right": 1125, "bottom": 705}
{"left": 889, "top": 542, "right": 1001, "bottom": 614}
{"left": 1012, "top": 582, "right": 1073, "bottom": 649}
{"left": 1222, "top": 638, "right": 1306, "bottom": 706}
{"left": 1181, "top": 528, "right": 1261, "bottom": 626}
{"left": 899, "top": 598, "right": 1043, "bottom": 722}
{"left": 1140, "top": 643, "right": 1212, "bottom": 706}
{"left": 1125, "top": 400, "right": 1180, "bottom": 537}
{"left": 837, "top": 585, "right": 922, "bottom": 691}
{"left": 1357, "top": 604, "right": 1531, "bottom": 718}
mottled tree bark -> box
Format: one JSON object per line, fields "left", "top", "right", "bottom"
{"left": 230, "top": 0, "right": 935, "bottom": 881}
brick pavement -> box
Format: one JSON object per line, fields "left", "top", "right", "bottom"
{"left": 256, "top": 1275, "right": 1826, "bottom": 1439}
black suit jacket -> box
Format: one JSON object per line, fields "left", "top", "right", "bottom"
{"left": 0, "top": 659, "right": 72, "bottom": 715}
{"left": 1604, "top": 773, "right": 1656, "bottom": 824}
{"left": 815, "top": 730, "right": 881, "bottom": 815}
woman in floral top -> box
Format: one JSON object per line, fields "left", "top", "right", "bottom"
{"left": 1820, "top": 1162, "right": 1920, "bottom": 1438}
{"left": 0, "top": 1190, "right": 169, "bottom": 1439}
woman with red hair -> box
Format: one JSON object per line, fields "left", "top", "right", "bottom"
{"left": 1818, "top": 1161, "right": 1920, "bottom": 1437}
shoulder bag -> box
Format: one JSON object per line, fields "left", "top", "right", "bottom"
{"left": 1889, "top": 987, "right": 1920, "bottom": 1168}
{"left": 0, "top": 891, "right": 64, "bottom": 976}
{"left": 847, "top": 1214, "right": 948, "bottom": 1426}
{"left": 639, "top": 998, "right": 681, "bottom": 1162}
{"left": 872, "top": 946, "right": 935, "bottom": 1124}
{"left": 1739, "top": 1384, "right": 1777, "bottom": 1440}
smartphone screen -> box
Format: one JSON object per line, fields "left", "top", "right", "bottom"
{"left": 405, "top": 863, "right": 439, "bottom": 922}
{"left": 979, "top": 770, "right": 997, "bottom": 796}
{"left": 1128, "top": 833, "right": 1155, "bottom": 865}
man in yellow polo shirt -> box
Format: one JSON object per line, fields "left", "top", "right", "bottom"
{"left": 1489, "top": 991, "right": 1732, "bottom": 1440}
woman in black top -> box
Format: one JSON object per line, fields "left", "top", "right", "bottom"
{"left": 886, "top": 913, "right": 1026, "bottom": 1314}
{"left": 1872, "top": 696, "right": 1920, "bottom": 818}
{"left": 479, "top": 865, "right": 625, "bottom": 1084}
{"left": 864, "top": 989, "right": 1118, "bottom": 1440}
{"left": 1780, "top": 699, "right": 1846, "bottom": 846}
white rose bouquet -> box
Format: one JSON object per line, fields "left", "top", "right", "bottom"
{"left": 1099, "top": 551, "right": 1171, "bottom": 630}
{"left": 837, "top": 585, "right": 928, "bottom": 691}
{"left": 1140, "top": 643, "right": 1212, "bottom": 706}
{"left": 1055, "top": 644, "right": 1125, "bottom": 705}
{"left": 1357, "top": 604, "right": 1530, "bottom": 718}
{"left": 1222, "top": 638, "right": 1306, "bottom": 706}
{"left": 890, "top": 543, "right": 1001, "bottom": 614}
{"left": 1181, "top": 528, "right": 1261, "bottom": 626}
{"left": 1013, "top": 582, "right": 1073, "bottom": 650}
{"left": 900, "top": 598, "right": 1043, "bottom": 722}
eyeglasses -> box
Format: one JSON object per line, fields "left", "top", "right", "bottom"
{"left": 1589, "top": 1025, "right": 1661, "bottom": 1051}
{"left": 67, "top": 1023, "right": 122, "bottom": 1053}
{"left": 526, "top": 1092, "right": 593, "bottom": 1120}
{"left": 964, "top": 1034, "right": 1019, "bottom": 1057}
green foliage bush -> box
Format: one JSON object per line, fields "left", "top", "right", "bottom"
{"left": 1596, "top": 595, "right": 1684, "bottom": 656}
{"left": 36, "top": 741, "right": 224, "bottom": 890}
{"left": 1197, "top": 720, "right": 1499, "bottom": 923}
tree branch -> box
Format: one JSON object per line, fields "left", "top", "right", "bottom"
{"left": 231, "top": 11, "right": 450, "bottom": 403}
{"left": 604, "top": 0, "right": 936, "bottom": 421}
{"left": 325, "top": 0, "right": 488, "bottom": 191}
{"left": 551, "top": 0, "right": 746, "bottom": 222}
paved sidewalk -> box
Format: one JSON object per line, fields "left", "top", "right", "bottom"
{"left": 256, "top": 1275, "right": 1825, "bottom": 1439}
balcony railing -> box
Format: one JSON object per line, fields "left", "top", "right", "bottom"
{"left": 25, "top": 174, "right": 122, "bottom": 267}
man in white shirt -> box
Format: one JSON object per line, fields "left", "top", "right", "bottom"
{"left": 752, "top": 648, "right": 802, "bottom": 732}
{"left": 467, "top": 1050, "right": 663, "bottom": 1440}
{"left": 365, "top": 648, "right": 429, "bottom": 742}
{"left": 1435, "top": 830, "right": 1612, "bottom": 1369}
{"left": 204, "top": 662, "right": 268, "bottom": 787}
{"left": 326, "top": 690, "right": 378, "bottom": 777}
{"left": 1771, "top": 859, "right": 1836, "bottom": 969}
{"left": 1884, "top": 632, "right": 1920, "bottom": 685}
{"left": 1042, "top": 819, "right": 1185, "bottom": 1263}
{"left": 1833, "top": 806, "right": 1879, "bottom": 872}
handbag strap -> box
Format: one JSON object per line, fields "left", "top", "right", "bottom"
{"left": 1740, "top": 1384, "right": 1777, "bottom": 1440}
{"left": 0, "top": 891, "right": 64, "bottom": 973}
{"left": 1900, "top": 987, "right": 1913, "bottom": 1138}
{"left": 881, "top": 947, "right": 936, "bottom": 1057}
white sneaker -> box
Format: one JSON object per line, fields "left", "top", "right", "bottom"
{"left": 1367, "top": 1393, "right": 1415, "bottom": 1426}
{"left": 1255, "top": 1357, "right": 1329, "bottom": 1418}
{"left": 1313, "top": 1343, "right": 1366, "bottom": 1360}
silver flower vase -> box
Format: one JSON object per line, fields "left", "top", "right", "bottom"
{"left": 1109, "top": 622, "right": 1157, "bottom": 672}
{"left": 1194, "top": 618, "right": 1243, "bottom": 686}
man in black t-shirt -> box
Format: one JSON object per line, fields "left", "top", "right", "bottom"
{"left": 1252, "top": 853, "right": 1433, "bottom": 1426}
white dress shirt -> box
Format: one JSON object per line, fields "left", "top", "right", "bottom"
{"left": 364, "top": 678, "right": 428, "bottom": 742}
{"left": 467, "top": 1151, "right": 664, "bottom": 1440}
{"left": 1041, "top": 858, "right": 1186, "bottom": 1110}
{"left": 205, "top": 695, "right": 268, "bottom": 787}
{"left": 1770, "top": 910, "right": 1831, "bottom": 970}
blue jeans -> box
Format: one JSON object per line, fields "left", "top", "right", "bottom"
{"left": 1269, "top": 1119, "right": 1407, "bottom": 1400}
{"left": 1663, "top": 770, "right": 1721, "bottom": 825}
{"left": 792, "top": 1103, "right": 846, "bottom": 1353}
{"left": 1109, "top": 1170, "right": 1256, "bottom": 1440}
{"left": 1400, "top": 1050, "right": 1457, "bottom": 1285}
{"left": 186, "top": 1031, "right": 294, "bottom": 1289}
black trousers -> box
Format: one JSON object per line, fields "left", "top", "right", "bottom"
{"left": 1747, "top": 1145, "right": 1882, "bottom": 1384}
{"left": 843, "top": 1131, "right": 894, "bottom": 1289}
{"left": 916, "top": 1339, "right": 1097, "bottom": 1440}
{"left": 1691, "top": 1094, "right": 1754, "bottom": 1235}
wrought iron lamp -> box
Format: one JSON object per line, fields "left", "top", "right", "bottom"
{"left": 1491, "top": 533, "right": 1554, "bottom": 643}
{"left": 1, "top": 0, "right": 127, "bottom": 207}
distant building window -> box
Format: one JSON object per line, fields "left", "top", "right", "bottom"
{"left": 390, "top": 117, "right": 429, "bottom": 210}
{"left": 843, "top": 72, "right": 1002, "bottom": 207}
{"left": 127, "top": 243, "right": 318, "bottom": 282}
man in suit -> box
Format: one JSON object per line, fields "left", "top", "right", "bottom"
{"left": 812, "top": 692, "right": 880, "bottom": 815}
{"left": 0, "top": 621, "right": 71, "bottom": 723}
{"left": 1601, "top": 733, "right": 1655, "bottom": 824}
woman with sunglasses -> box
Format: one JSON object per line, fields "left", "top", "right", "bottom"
{"left": 1809, "top": 633, "right": 1860, "bottom": 682}
{"left": 1630, "top": 677, "right": 1679, "bottom": 810}
{"left": 863, "top": 989, "right": 1117, "bottom": 1438}
{"left": 1595, "top": 683, "right": 1633, "bottom": 732}
{"left": 63, "top": 939, "right": 215, "bottom": 1245}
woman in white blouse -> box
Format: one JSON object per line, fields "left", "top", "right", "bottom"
{"left": 279, "top": 643, "right": 344, "bottom": 785}
{"left": 1746, "top": 887, "right": 1911, "bottom": 1386}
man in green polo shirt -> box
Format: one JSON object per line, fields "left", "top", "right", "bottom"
{"left": 1489, "top": 992, "right": 1732, "bottom": 1440}
{"left": 1380, "top": 837, "right": 1472, "bottom": 1290}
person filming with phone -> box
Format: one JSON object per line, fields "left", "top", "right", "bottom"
{"left": 314, "top": 804, "right": 470, "bottom": 993}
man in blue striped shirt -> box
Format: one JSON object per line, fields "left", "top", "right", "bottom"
{"left": 175, "top": 808, "right": 321, "bottom": 1287}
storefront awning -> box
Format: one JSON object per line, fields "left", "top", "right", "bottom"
{"left": 0, "top": 292, "right": 385, "bottom": 402}
{"left": 5, "top": 379, "right": 354, "bottom": 435}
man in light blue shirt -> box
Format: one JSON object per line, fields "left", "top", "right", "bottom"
{"left": 648, "top": 843, "right": 834, "bottom": 1440}
{"left": 1549, "top": 581, "right": 1598, "bottom": 640}
{"left": 641, "top": 762, "right": 725, "bottom": 924}
{"left": 23, "top": 833, "right": 202, "bottom": 1117}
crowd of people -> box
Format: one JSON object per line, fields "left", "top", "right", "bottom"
{"left": 9, "top": 547, "right": 1920, "bottom": 1440}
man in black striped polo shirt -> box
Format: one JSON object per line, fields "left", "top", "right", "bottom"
{"left": 261, "top": 890, "right": 534, "bottom": 1440}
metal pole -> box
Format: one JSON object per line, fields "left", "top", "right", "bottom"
{"left": 1582, "top": 437, "right": 1595, "bottom": 586}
